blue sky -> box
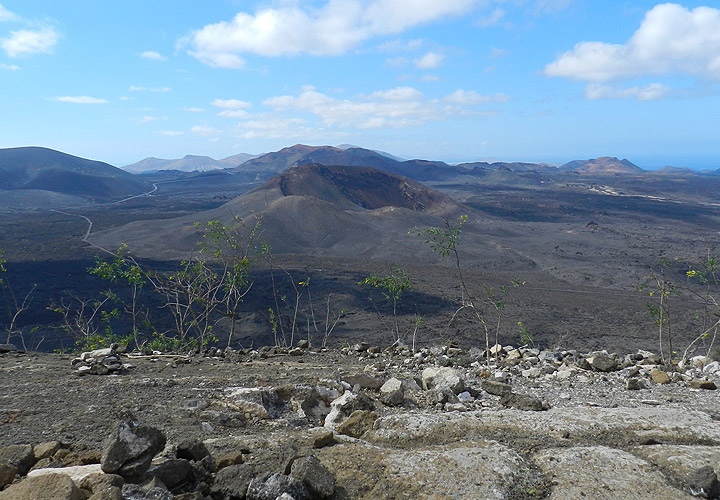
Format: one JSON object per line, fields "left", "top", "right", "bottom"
{"left": 1, "top": 1, "right": 719, "bottom": 169}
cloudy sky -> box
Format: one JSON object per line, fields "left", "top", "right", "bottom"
{"left": 1, "top": 1, "right": 719, "bottom": 169}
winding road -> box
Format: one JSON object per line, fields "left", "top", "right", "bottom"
{"left": 49, "top": 183, "right": 159, "bottom": 256}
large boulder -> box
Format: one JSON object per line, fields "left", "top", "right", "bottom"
{"left": 211, "top": 463, "right": 256, "bottom": 499}
{"left": 0, "top": 473, "right": 82, "bottom": 500}
{"left": 289, "top": 455, "right": 335, "bottom": 499}
{"left": 0, "top": 444, "right": 35, "bottom": 475}
{"left": 246, "top": 472, "right": 310, "bottom": 500}
{"left": 535, "top": 446, "right": 695, "bottom": 499}
{"left": 101, "top": 421, "right": 166, "bottom": 479}
{"left": 422, "top": 367, "right": 466, "bottom": 394}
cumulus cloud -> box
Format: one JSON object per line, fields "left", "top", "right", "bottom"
{"left": 139, "top": 51, "right": 166, "bottom": 61}
{"left": 1, "top": 27, "right": 58, "bottom": 57}
{"left": 0, "top": 62, "right": 18, "bottom": 70}
{"left": 544, "top": 3, "right": 720, "bottom": 82}
{"left": 183, "top": 0, "right": 478, "bottom": 68}
{"left": 584, "top": 83, "right": 671, "bottom": 101}
{"left": 237, "top": 117, "right": 311, "bottom": 139}
{"left": 54, "top": 96, "right": 107, "bottom": 104}
{"left": 414, "top": 51, "right": 444, "bottom": 69}
{"left": 261, "top": 85, "right": 506, "bottom": 130}
{"left": 129, "top": 85, "right": 172, "bottom": 92}
{"left": 212, "top": 98, "right": 252, "bottom": 109}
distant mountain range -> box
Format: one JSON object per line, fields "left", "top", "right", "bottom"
{"left": 1, "top": 144, "right": 717, "bottom": 209}
{"left": 122, "top": 153, "right": 257, "bottom": 173}
{"left": 0, "top": 146, "right": 152, "bottom": 199}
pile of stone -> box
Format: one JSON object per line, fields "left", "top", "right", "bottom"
{"left": 71, "top": 345, "right": 131, "bottom": 376}
{"left": 0, "top": 420, "right": 337, "bottom": 500}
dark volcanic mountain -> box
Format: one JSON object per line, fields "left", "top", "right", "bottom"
{"left": 562, "top": 157, "right": 643, "bottom": 174}
{"left": 91, "top": 163, "right": 464, "bottom": 260}
{"left": 233, "top": 144, "right": 459, "bottom": 181}
{"left": 0, "top": 146, "right": 151, "bottom": 198}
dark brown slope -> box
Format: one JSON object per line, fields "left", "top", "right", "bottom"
{"left": 231, "top": 144, "right": 460, "bottom": 181}
{"left": 91, "top": 163, "right": 465, "bottom": 260}
{"left": 0, "top": 146, "right": 151, "bottom": 198}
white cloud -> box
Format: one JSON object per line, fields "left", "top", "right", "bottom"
{"left": 218, "top": 110, "right": 249, "bottom": 118}
{"left": 1, "top": 27, "right": 58, "bottom": 57}
{"left": 155, "top": 130, "right": 184, "bottom": 136}
{"left": 237, "top": 117, "right": 310, "bottom": 139}
{"left": 212, "top": 98, "right": 252, "bottom": 109}
{"left": 421, "top": 74, "right": 441, "bottom": 82}
{"left": 129, "top": 85, "right": 172, "bottom": 92}
{"left": 0, "top": 62, "right": 19, "bottom": 70}
{"left": 137, "top": 115, "right": 161, "bottom": 124}
{"left": 54, "top": 96, "right": 107, "bottom": 104}
{"left": 183, "top": 0, "right": 478, "bottom": 68}
{"left": 545, "top": 3, "right": 720, "bottom": 82}
{"left": 584, "top": 83, "right": 671, "bottom": 101}
{"left": 261, "top": 85, "right": 506, "bottom": 129}
{"left": 139, "top": 51, "right": 166, "bottom": 61}
{"left": 443, "top": 89, "right": 509, "bottom": 105}
{"left": 191, "top": 124, "right": 219, "bottom": 136}
{"left": 414, "top": 51, "right": 444, "bottom": 69}
{"left": 0, "top": 4, "right": 18, "bottom": 22}
{"left": 477, "top": 8, "right": 505, "bottom": 27}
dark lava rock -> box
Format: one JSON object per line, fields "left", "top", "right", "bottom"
{"left": 211, "top": 463, "right": 256, "bottom": 499}
{"left": 246, "top": 472, "right": 310, "bottom": 500}
{"left": 101, "top": 421, "right": 166, "bottom": 479}
{"left": 290, "top": 455, "right": 335, "bottom": 498}
{"left": 0, "top": 444, "right": 35, "bottom": 475}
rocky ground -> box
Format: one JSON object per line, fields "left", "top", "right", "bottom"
{"left": 1, "top": 341, "right": 720, "bottom": 499}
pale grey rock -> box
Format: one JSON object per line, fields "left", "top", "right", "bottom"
{"left": 324, "top": 392, "right": 374, "bottom": 430}
{"left": 367, "top": 407, "right": 720, "bottom": 448}
{"left": 222, "top": 387, "right": 289, "bottom": 419}
{"left": 630, "top": 444, "right": 720, "bottom": 490}
{"left": 587, "top": 353, "right": 619, "bottom": 372}
{"left": 379, "top": 377, "right": 405, "bottom": 406}
{"left": 535, "top": 446, "right": 694, "bottom": 499}
{"left": 28, "top": 463, "right": 103, "bottom": 483}
{"left": 422, "top": 366, "right": 465, "bottom": 394}
{"left": 342, "top": 373, "right": 383, "bottom": 390}
{"left": 315, "top": 441, "right": 525, "bottom": 500}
